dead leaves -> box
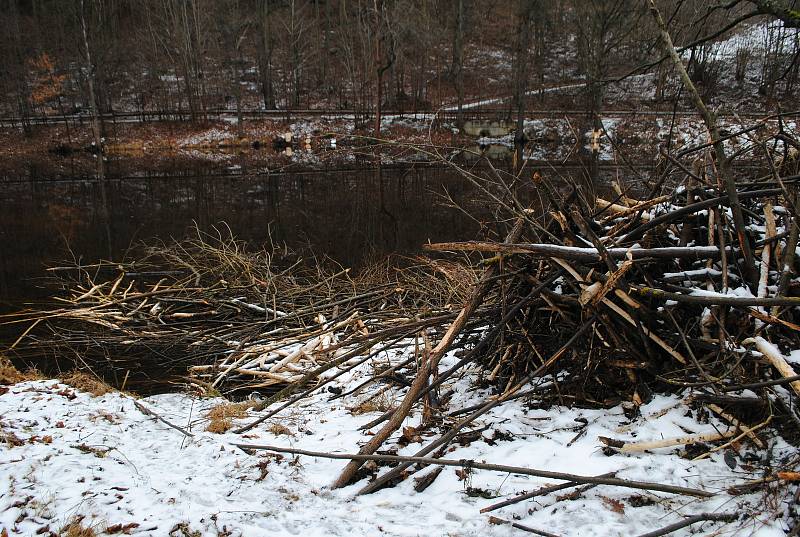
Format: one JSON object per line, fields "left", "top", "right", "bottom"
{"left": 71, "top": 444, "right": 111, "bottom": 458}
{"left": 0, "top": 429, "right": 55, "bottom": 447}
{"left": 105, "top": 523, "right": 140, "bottom": 534}
{"left": 1, "top": 431, "right": 25, "bottom": 447}
{"left": 600, "top": 496, "right": 625, "bottom": 514}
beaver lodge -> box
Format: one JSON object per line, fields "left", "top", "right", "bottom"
{"left": 3, "top": 108, "right": 800, "bottom": 535}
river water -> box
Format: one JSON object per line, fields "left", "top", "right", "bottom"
{"left": 0, "top": 159, "right": 647, "bottom": 315}
{"left": 0, "top": 163, "right": 496, "bottom": 311}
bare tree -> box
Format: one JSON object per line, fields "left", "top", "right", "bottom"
{"left": 79, "top": 0, "right": 103, "bottom": 146}
{"left": 649, "top": 0, "right": 757, "bottom": 284}
{"left": 257, "top": 0, "right": 277, "bottom": 110}
{"left": 372, "top": 0, "right": 396, "bottom": 137}
{"left": 147, "top": 0, "right": 209, "bottom": 121}
{"left": 512, "top": 0, "right": 536, "bottom": 159}
{"left": 452, "top": 0, "right": 468, "bottom": 129}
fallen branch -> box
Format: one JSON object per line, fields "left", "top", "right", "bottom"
{"left": 487, "top": 516, "right": 562, "bottom": 537}
{"left": 599, "top": 430, "right": 736, "bottom": 452}
{"left": 231, "top": 443, "right": 714, "bottom": 497}
{"left": 634, "top": 512, "right": 737, "bottom": 537}
{"left": 330, "top": 219, "right": 526, "bottom": 489}
{"left": 424, "top": 241, "right": 726, "bottom": 261}
{"left": 745, "top": 336, "right": 800, "bottom": 397}
{"left": 132, "top": 399, "right": 194, "bottom": 437}
{"left": 480, "top": 471, "right": 617, "bottom": 513}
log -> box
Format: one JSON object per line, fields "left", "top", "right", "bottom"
{"left": 424, "top": 241, "right": 726, "bottom": 261}
{"left": 744, "top": 337, "right": 800, "bottom": 397}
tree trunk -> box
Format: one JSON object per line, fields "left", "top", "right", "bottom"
{"left": 80, "top": 0, "right": 103, "bottom": 147}
{"left": 513, "top": 0, "right": 535, "bottom": 170}
{"left": 648, "top": 0, "right": 757, "bottom": 287}
{"left": 257, "top": 0, "right": 276, "bottom": 109}
{"left": 453, "top": 0, "right": 466, "bottom": 129}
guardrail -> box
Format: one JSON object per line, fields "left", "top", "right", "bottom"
{"left": 0, "top": 107, "right": 787, "bottom": 128}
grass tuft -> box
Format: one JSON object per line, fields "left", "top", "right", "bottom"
{"left": 205, "top": 401, "right": 253, "bottom": 433}
{"left": 60, "top": 371, "right": 114, "bottom": 397}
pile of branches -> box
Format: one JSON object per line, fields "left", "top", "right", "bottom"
{"left": 1, "top": 228, "right": 478, "bottom": 395}
{"left": 221, "top": 128, "right": 800, "bottom": 522}
{"left": 285, "top": 99, "right": 800, "bottom": 499}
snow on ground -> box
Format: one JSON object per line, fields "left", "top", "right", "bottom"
{"left": 0, "top": 352, "right": 795, "bottom": 536}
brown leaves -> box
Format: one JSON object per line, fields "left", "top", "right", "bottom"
{"left": 398, "top": 426, "right": 422, "bottom": 446}
{"left": 454, "top": 468, "right": 472, "bottom": 481}
{"left": 105, "top": 523, "right": 140, "bottom": 534}
{"left": 27, "top": 53, "right": 66, "bottom": 106}
{"left": 71, "top": 444, "right": 111, "bottom": 457}
{"left": 601, "top": 496, "right": 625, "bottom": 514}
{"left": 1, "top": 431, "right": 25, "bottom": 447}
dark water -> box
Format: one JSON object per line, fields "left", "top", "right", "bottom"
{"left": 0, "top": 156, "right": 652, "bottom": 317}
{"left": 0, "top": 163, "right": 508, "bottom": 312}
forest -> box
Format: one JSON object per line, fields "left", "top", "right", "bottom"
{"left": 1, "top": 0, "right": 799, "bottom": 127}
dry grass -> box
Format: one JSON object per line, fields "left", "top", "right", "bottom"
{"left": 207, "top": 401, "right": 252, "bottom": 420}
{"left": 60, "top": 371, "right": 114, "bottom": 397}
{"left": 205, "top": 401, "right": 253, "bottom": 434}
{"left": 348, "top": 392, "right": 394, "bottom": 415}
{"left": 267, "top": 422, "right": 292, "bottom": 436}
{"left": 205, "top": 417, "right": 233, "bottom": 434}
{"left": 0, "top": 355, "right": 42, "bottom": 385}
{"left": 59, "top": 517, "right": 96, "bottom": 537}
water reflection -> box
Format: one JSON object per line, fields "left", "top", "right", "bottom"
{"left": 0, "top": 163, "right": 491, "bottom": 308}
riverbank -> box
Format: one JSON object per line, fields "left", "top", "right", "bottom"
{"left": 2, "top": 110, "right": 797, "bottom": 178}
{"left": 0, "top": 372, "right": 792, "bottom": 537}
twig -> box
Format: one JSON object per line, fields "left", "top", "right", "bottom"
{"left": 634, "top": 513, "right": 737, "bottom": 537}
{"left": 132, "top": 399, "right": 194, "bottom": 437}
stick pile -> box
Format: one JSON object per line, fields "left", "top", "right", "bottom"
{"left": 1, "top": 229, "right": 478, "bottom": 396}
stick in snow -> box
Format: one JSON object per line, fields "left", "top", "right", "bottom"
{"left": 634, "top": 513, "right": 737, "bottom": 537}
{"left": 232, "top": 443, "right": 715, "bottom": 497}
